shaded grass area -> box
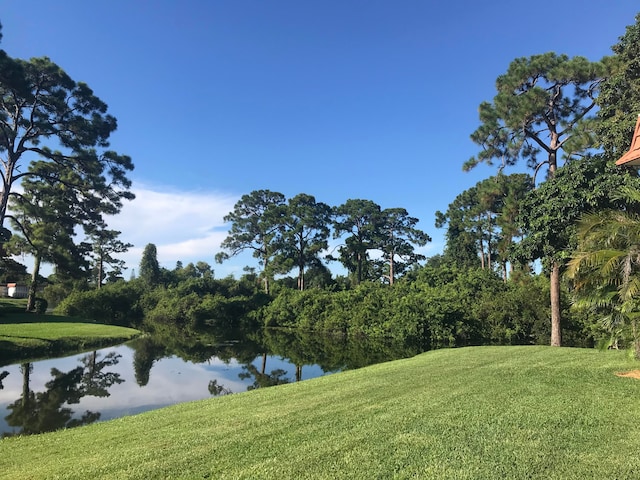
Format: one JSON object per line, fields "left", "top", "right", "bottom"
{"left": 1, "top": 346, "right": 639, "bottom": 479}
{"left": 0, "top": 298, "right": 140, "bottom": 365}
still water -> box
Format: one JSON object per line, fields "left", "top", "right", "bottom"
{"left": 0, "top": 330, "right": 423, "bottom": 437}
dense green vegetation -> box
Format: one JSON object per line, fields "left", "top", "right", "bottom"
{"left": 53, "top": 258, "right": 598, "bottom": 350}
{"left": 1, "top": 346, "right": 639, "bottom": 479}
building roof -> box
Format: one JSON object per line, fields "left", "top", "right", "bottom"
{"left": 616, "top": 115, "right": 640, "bottom": 166}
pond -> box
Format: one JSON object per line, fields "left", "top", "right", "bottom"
{"left": 0, "top": 329, "right": 425, "bottom": 437}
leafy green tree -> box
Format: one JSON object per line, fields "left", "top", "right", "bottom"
{"left": 277, "top": 194, "right": 332, "bottom": 291}
{"left": 139, "top": 243, "right": 161, "bottom": 286}
{"left": 375, "top": 208, "right": 430, "bottom": 285}
{"left": 216, "top": 190, "right": 286, "bottom": 294}
{"left": 465, "top": 53, "right": 604, "bottom": 176}
{"left": 474, "top": 179, "right": 504, "bottom": 270}
{"left": 5, "top": 172, "right": 89, "bottom": 311}
{"left": 168, "top": 260, "right": 213, "bottom": 284}
{"left": 0, "top": 254, "right": 28, "bottom": 283}
{"left": 195, "top": 261, "right": 214, "bottom": 279}
{"left": 513, "top": 155, "right": 640, "bottom": 345}
{"left": 332, "top": 199, "right": 382, "bottom": 285}
{"left": 302, "top": 264, "right": 335, "bottom": 290}
{"left": 596, "top": 13, "right": 640, "bottom": 157}
{"left": 436, "top": 181, "right": 498, "bottom": 270}
{"left": 563, "top": 14, "right": 640, "bottom": 356}
{"left": 172, "top": 261, "right": 198, "bottom": 282}
{"left": 87, "top": 228, "right": 132, "bottom": 288}
{"left": 465, "top": 52, "right": 605, "bottom": 346}
{"left": 495, "top": 174, "right": 534, "bottom": 279}
{"left": 0, "top": 28, "right": 133, "bottom": 306}
{"left": 0, "top": 36, "right": 134, "bottom": 232}
{"left": 435, "top": 188, "right": 481, "bottom": 269}
{"left": 566, "top": 186, "right": 640, "bottom": 357}
{"left": 473, "top": 272, "right": 551, "bottom": 345}
{"left": 0, "top": 223, "right": 28, "bottom": 283}
{"left": 436, "top": 174, "right": 533, "bottom": 278}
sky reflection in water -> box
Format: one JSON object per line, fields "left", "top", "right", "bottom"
{"left": 0, "top": 343, "right": 328, "bottom": 437}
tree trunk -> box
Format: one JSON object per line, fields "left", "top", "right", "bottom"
{"left": 298, "top": 264, "right": 304, "bottom": 291}
{"left": 20, "top": 363, "right": 32, "bottom": 408}
{"left": 388, "top": 228, "right": 395, "bottom": 285}
{"left": 0, "top": 154, "right": 16, "bottom": 229}
{"left": 486, "top": 213, "right": 492, "bottom": 269}
{"left": 88, "top": 351, "right": 97, "bottom": 377}
{"left": 263, "top": 257, "right": 270, "bottom": 294}
{"left": 298, "top": 236, "right": 305, "bottom": 291}
{"left": 632, "top": 318, "right": 640, "bottom": 359}
{"left": 26, "top": 255, "right": 41, "bottom": 312}
{"left": 550, "top": 261, "right": 562, "bottom": 346}
{"left": 547, "top": 146, "right": 562, "bottom": 347}
{"left": 97, "top": 254, "right": 103, "bottom": 290}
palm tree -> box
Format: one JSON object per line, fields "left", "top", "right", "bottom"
{"left": 566, "top": 186, "right": 640, "bottom": 357}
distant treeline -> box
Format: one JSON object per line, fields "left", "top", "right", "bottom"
{"left": 53, "top": 262, "right": 600, "bottom": 349}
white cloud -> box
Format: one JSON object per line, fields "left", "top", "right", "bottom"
{"left": 105, "top": 183, "right": 239, "bottom": 275}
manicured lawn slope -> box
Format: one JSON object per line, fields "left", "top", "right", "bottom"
{"left": 1, "top": 346, "right": 639, "bottom": 479}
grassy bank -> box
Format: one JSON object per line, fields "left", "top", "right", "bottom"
{"left": 1, "top": 346, "right": 639, "bottom": 479}
{"left": 0, "top": 299, "right": 140, "bottom": 364}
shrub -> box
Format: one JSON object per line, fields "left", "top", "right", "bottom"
{"left": 33, "top": 297, "right": 48, "bottom": 314}
{"left": 55, "top": 282, "right": 142, "bottom": 326}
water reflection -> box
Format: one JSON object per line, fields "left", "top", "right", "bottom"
{"left": 239, "top": 362, "right": 290, "bottom": 390}
{"left": 207, "top": 379, "right": 232, "bottom": 396}
{"left": 0, "top": 329, "right": 424, "bottom": 437}
{"left": 3, "top": 351, "right": 123, "bottom": 436}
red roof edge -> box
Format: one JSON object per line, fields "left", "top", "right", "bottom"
{"left": 616, "top": 115, "right": 640, "bottom": 166}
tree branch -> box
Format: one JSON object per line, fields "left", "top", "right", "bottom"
{"left": 524, "top": 128, "right": 553, "bottom": 154}
{"left": 533, "top": 160, "right": 550, "bottom": 186}
{"left": 558, "top": 100, "right": 596, "bottom": 138}
{"left": 4, "top": 214, "right": 36, "bottom": 250}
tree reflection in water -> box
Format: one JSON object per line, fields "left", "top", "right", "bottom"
{"left": 3, "top": 352, "right": 123, "bottom": 437}
{"left": 239, "top": 362, "right": 290, "bottom": 390}
{"left": 131, "top": 337, "right": 168, "bottom": 387}
{"left": 207, "top": 379, "right": 232, "bottom": 396}
{"left": 0, "top": 327, "right": 425, "bottom": 437}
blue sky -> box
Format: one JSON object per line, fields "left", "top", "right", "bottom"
{"left": 2, "top": 1, "right": 639, "bottom": 278}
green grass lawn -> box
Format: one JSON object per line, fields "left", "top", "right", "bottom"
{"left": 1, "top": 345, "right": 639, "bottom": 479}
{"left": 0, "top": 299, "right": 140, "bottom": 364}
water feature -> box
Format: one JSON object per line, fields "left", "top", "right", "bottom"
{"left": 0, "top": 329, "right": 424, "bottom": 437}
